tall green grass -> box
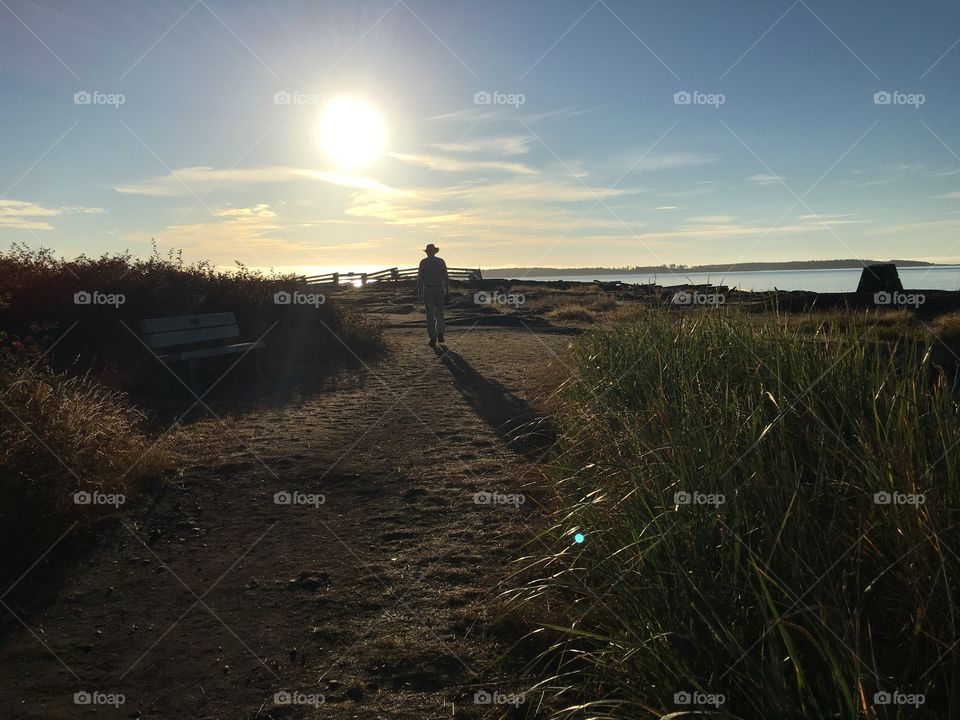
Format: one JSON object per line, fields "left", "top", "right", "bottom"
{"left": 514, "top": 309, "right": 959, "bottom": 719}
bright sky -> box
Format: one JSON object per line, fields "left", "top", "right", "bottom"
{"left": 2, "top": 0, "right": 960, "bottom": 274}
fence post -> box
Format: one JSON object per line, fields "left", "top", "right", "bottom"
{"left": 333, "top": 273, "right": 339, "bottom": 286}
{"left": 391, "top": 267, "right": 399, "bottom": 281}
{"left": 361, "top": 273, "right": 368, "bottom": 286}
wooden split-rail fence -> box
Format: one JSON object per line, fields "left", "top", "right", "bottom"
{"left": 302, "top": 266, "right": 482, "bottom": 287}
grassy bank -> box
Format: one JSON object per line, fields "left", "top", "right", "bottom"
{"left": 0, "top": 244, "right": 384, "bottom": 585}
{"left": 514, "top": 309, "right": 959, "bottom": 719}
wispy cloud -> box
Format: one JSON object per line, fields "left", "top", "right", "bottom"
{"left": 620, "top": 152, "right": 715, "bottom": 173}
{"left": 423, "top": 106, "right": 600, "bottom": 124}
{"left": 794, "top": 212, "right": 866, "bottom": 226}
{"left": 748, "top": 173, "right": 784, "bottom": 186}
{"left": 686, "top": 215, "right": 736, "bottom": 223}
{"left": 388, "top": 152, "right": 537, "bottom": 175}
{"left": 159, "top": 202, "right": 321, "bottom": 265}
{"left": 0, "top": 199, "right": 104, "bottom": 230}
{"left": 214, "top": 203, "right": 277, "bottom": 219}
{"left": 864, "top": 218, "right": 960, "bottom": 237}
{"left": 426, "top": 135, "right": 533, "bottom": 156}
{"left": 114, "top": 166, "right": 398, "bottom": 196}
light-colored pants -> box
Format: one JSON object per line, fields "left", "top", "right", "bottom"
{"left": 423, "top": 286, "right": 446, "bottom": 340}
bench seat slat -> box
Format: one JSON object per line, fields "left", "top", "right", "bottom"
{"left": 159, "top": 340, "right": 265, "bottom": 363}
{"left": 145, "top": 323, "right": 239, "bottom": 349}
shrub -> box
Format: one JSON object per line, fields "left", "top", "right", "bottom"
{"left": 0, "top": 243, "right": 383, "bottom": 388}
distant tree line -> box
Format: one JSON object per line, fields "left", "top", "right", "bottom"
{"left": 485, "top": 259, "right": 938, "bottom": 276}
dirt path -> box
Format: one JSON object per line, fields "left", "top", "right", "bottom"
{"left": 0, "top": 322, "right": 571, "bottom": 719}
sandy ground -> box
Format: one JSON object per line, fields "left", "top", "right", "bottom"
{"left": 0, "top": 299, "right": 577, "bottom": 719}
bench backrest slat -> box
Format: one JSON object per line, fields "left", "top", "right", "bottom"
{"left": 141, "top": 312, "right": 236, "bottom": 334}
{"left": 141, "top": 313, "right": 240, "bottom": 349}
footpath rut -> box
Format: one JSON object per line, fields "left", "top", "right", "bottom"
{"left": 0, "top": 324, "right": 569, "bottom": 720}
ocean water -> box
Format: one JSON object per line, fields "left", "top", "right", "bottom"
{"left": 503, "top": 266, "right": 960, "bottom": 293}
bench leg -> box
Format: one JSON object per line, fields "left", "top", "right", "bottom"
{"left": 254, "top": 347, "right": 265, "bottom": 380}
{"left": 186, "top": 360, "right": 199, "bottom": 392}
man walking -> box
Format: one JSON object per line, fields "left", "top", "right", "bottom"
{"left": 417, "top": 243, "right": 449, "bottom": 348}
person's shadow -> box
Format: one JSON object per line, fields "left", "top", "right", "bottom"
{"left": 434, "top": 347, "right": 553, "bottom": 458}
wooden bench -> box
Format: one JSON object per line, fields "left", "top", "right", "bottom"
{"left": 140, "top": 312, "right": 265, "bottom": 387}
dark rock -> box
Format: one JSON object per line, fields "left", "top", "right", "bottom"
{"left": 856, "top": 263, "right": 903, "bottom": 293}
{"left": 288, "top": 571, "right": 330, "bottom": 591}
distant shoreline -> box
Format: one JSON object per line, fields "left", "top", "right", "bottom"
{"left": 484, "top": 259, "right": 941, "bottom": 277}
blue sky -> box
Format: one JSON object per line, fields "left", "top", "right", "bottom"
{"left": 1, "top": 0, "right": 960, "bottom": 273}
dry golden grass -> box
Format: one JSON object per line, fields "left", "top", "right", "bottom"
{"left": 515, "top": 287, "right": 619, "bottom": 321}
{"left": 0, "top": 365, "right": 173, "bottom": 581}
{"left": 934, "top": 310, "right": 960, "bottom": 341}
{"left": 549, "top": 304, "right": 598, "bottom": 323}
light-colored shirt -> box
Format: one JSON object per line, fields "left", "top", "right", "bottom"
{"left": 417, "top": 256, "right": 449, "bottom": 290}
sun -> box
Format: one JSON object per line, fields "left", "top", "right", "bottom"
{"left": 318, "top": 96, "right": 386, "bottom": 171}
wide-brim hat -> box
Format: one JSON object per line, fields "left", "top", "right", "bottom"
{"left": 424, "top": 243, "right": 439, "bottom": 254}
